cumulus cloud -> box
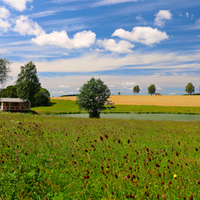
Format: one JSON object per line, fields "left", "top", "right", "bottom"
{"left": 2, "top": 0, "right": 32, "bottom": 12}
{"left": 186, "top": 12, "right": 189, "bottom": 18}
{"left": 97, "top": 39, "right": 134, "bottom": 53}
{"left": 154, "top": 10, "right": 172, "bottom": 27}
{"left": 59, "top": 85, "right": 70, "bottom": 88}
{"left": 0, "top": 19, "right": 11, "bottom": 32}
{"left": 0, "top": 6, "right": 11, "bottom": 32}
{"left": 32, "top": 30, "right": 96, "bottom": 49}
{"left": 112, "top": 27, "right": 169, "bottom": 45}
{"left": 14, "top": 15, "right": 44, "bottom": 36}
{"left": 0, "top": 6, "right": 10, "bottom": 19}
{"left": 121, "top": 82, "right": 135, "bottom": 86}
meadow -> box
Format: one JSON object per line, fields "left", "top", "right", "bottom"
{"left": 32, "top": 99, "right": 200, "bottom": 115}
{"left": 0, "top": 112, "right": 200, "bottom": 199}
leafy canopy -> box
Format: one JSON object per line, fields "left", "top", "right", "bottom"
{"left": 148, "top": 84, "right": 156, "bottom": 95}
{"left": 34, "top": 88, "right": 51, "bottom": 107}
{"left": 133, "top": 85, "right": 140, "bottom": 94}
{"left": 16, "top": 61, "right": 41, "bottom": 105}
{"left": 76, "top": 77, "right": 114, "bottom": 118}
{"left": 0, "top": 85, "right": 18, "bottom": 98}
{"left": 185, "top": 82, "right": 195, "bottom": 95}
{"left": 0, "top": 58, "right": 11, "bottom": 86}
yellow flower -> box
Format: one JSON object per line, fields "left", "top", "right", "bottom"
{"left": 173, "top": 174, "right": 177, "bottom": 179}
{"left": 106, "top": 168, "right": 109, "bottom": 171}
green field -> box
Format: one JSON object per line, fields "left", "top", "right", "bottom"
{"left": 0, "top": 112, "right": 200, "bottom": 199}
{"left": 32, "top": 99, "right": 200, "bottom": 115}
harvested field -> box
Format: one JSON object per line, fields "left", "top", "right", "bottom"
{"left": 51, "top": 95, "right": 200, "bottom": 107}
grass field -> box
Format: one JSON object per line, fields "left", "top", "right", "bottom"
{"left": 32, "top": 99, "right": 200, "bottom": 115}
{"left": 52, "top": 95, "right": 200, "bottom": 107}
{"left": 0, "top": 112, "right": 199, "bottom": 199}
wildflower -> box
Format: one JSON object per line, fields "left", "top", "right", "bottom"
{"left": 173, "top": 174, "right": 177, "bottom": 179}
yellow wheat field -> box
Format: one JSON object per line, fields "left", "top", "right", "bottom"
{"left": 51, "top": 95, "right": 200, "bottom": 107}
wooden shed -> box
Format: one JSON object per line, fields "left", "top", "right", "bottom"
{"left": 0, "top": 98, "right": 30, "bottom": 112}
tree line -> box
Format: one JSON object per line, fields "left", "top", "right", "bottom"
{"left": 129, "top": 83, "right": 196, "bottom": 95}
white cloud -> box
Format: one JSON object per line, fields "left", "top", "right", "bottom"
{"left": 93, "top": 0, "right": 137, "bottom": 6}
{"left": 2, "top": 0, "right": 32, "bottom": 12}
{"left": 59, "top": 85, "right": 70, "bottom": 88}
{"left": 97, "top": 39, "right": 134, "bottom": 53}
{"left": 136, "top": 15, "right": 147, "bottom": 24}
{"left": 121, "top": 82, "right": 135, "bottom": 86}
{"left": 0, "top": 6, "right": 10, "bottom": 19}
{"left": 169, "top": 93, "right": 176, "bottom": 95}
{"left": 186, "top": 12, "right": 189, "bottom": 18}
{"left": 112, "top": 27, "right": 169, "bottom": 45}
{"left": 32, "top": 30, "right": 96, "bottom": 49}
{"left": 14, "top": 16, "right": 44, "bottom": 36}
{"left": 0, "top": 18, "right": 11, "bottom": 32}
{"left": 52, "top": 91, "right": 67, "bottom": 94}
{"left": 154, "top": 10, "right": 172, "bottom": 27}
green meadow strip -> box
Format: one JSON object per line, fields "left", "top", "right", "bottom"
{"left": 32, "top": 99, "right": 200, "bottom": 115}
{"left": 0, "top": 112, "right": 199, "bottom": 199}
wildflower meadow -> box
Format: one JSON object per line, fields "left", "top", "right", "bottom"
{"left": 0, "top": 112, "right": 200, "bottom": 199}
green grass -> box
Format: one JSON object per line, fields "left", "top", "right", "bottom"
{"left": 32, "top": 99, "right": 200, "bottom": 115}
{"left": 0, "top": 112, "right": 200, "bottom": 199}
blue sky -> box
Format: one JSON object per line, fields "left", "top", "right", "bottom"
{"left": 1, "top": 0, "right": 200, "bottom": 96}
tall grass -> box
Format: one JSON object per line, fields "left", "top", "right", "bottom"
{"left": 0, "top": 112, "right": 200, "bottom": 199}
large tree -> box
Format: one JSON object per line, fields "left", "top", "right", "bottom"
{"left": 0, "top": 85, "right": 18, "bottom": 98}
{"left": 76, "top": 77, "right": 115, "bottom": 118}
{"left": 0, "top": 58, "right": 11, "bottom": 86}
{"left": 16, "top": 61, "right": 41, "bottom": 106}
{"left": 34, "top": 88, "right": 51, "bottom": 107}
{"left": 133, "top": 85, "right": 140, "bottom": 95}
{"left": 148, "top": 84, "right": 156, "bottom": 95}
{"left": 185, "top": 82, "right": 195, "bottom": 95}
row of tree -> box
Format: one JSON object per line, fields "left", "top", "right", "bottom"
{"left": 0, "top": 60, "right": 51, "bottom": 107}
{"left": 123, "top": 83, "right": 196, "bottom": 95}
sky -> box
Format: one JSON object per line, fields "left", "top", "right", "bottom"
{"left": 0, "top": 0, "right": 200, "bottom": 96}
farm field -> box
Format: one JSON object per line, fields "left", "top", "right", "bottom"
{"left": 0, "top": 112, "right": 199, "bottom": 199}
{"left": 52, "top": 95, "right": 200, "bottom": 107}
{"left": 32, "top": 99, "right": 200, "bottom": 115}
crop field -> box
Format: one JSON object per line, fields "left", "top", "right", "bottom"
{"left": 0, "top": 112, "right": 200, "bottom": 199}
{"left": 51, "top": 95, "right": 200, "bottom": 107}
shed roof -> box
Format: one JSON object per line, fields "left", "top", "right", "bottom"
{"left": 0, "top": 98, "right": 29, "bottom": 103}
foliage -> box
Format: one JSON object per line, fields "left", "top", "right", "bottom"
{"left": 118, "top": 92, "right": 121, "bottom": 95}
{"left": 76, "top": 77, "right": 115, "bottom": 118}
{"left": 148, "top": 84, "right": 156, "bottom": 95}
{"left": 34, "top": 88, "right": 51, "bottom": 107}
{"left": 0, "top": 58, "right": 11, "bottom": 86}
{"left": 133, "top": 85, "right": 140, "bottom": 94}
{"left": 0, "top": 85, "right": 18, "bottom": 98}
{"left": 185, "top": 82, "right": 195, "bottom": 95}
{"left": 16, "top": 61, "right": 41, "bottom": 106}
{"left": 0, "top": 113, "right": 200, "bottom": 199}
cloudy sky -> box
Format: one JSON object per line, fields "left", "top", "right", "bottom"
{"left": 1, "top": 0, "right": 200, "bottom": 96}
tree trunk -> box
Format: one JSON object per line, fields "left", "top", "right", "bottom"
{"left": 89, "top": 110, "right": 100, "bottom": 118}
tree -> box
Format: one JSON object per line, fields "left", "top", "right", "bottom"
{"left": 34, "top": 88, "right": 51, "bottom": 107}
{"left": 76, "top": 77, "right": 115, "bottom": 118}
{"left": 148, "top": 84, "right": 156, "bottom": 95}
{"left": 133, "top": 85, "right": 140, "bottom": 95}
{"left": 0, "top": 85, "right": 18, "bottom": 98}
{"left": 118, "top": 92, "right": 121, "bottom": 95}
{"left": 0, "top": 58, "right": 11, "bottom": 86}
{"left": 185, "top": 82, "right": 195, "bottom": 95}
{"left": 16, "top": 61, "right": 41, "bottom": 106}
